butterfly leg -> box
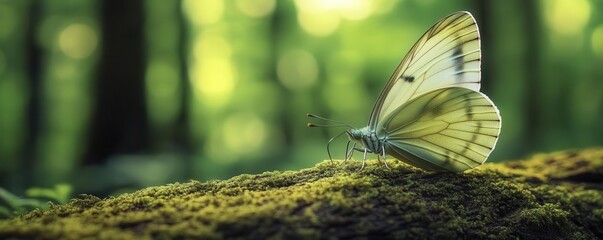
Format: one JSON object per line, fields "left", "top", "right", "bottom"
{"left": 381, "top": 145, "right": 391, "bottom": 170}
{"left": 345, "top": 145, "right": 355, "bottom": 161}
{"left": 349, "top": 147, "right": 368, "bottom": 170}
{"left": 360, "top": 148, "right": 368, "bottom": 170}
{"left": 343, "top": 141, "right": 355, "bottom": 164}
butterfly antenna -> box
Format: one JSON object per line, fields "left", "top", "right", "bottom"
{"left": 307, "top": 113, "right": 355, "bottom": 128}
{"left": 326, "top": 131, "right": 347, "bottom": 164}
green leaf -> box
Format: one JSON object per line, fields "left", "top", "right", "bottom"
{"left": 26, "top": 184, "right": 73, "bottom": 204}
{"left": 0, "top": 188, "right": 24, "bottom": 212}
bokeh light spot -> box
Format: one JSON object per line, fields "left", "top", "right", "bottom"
{"left": 236, "top": 0, "right": 275, "bottom": 18}
{"left": 183, "top": 0, "right": 223, "bottom": 25}
{"left": 191, "top": 59, "right": 236, "bottom": 106}
{"left": 58, "top": 23, "right": 98, "bottom": 59}
{"left": 544, "top": 0, "right": 591, "bottom": 35}
{"left": 222, "top": 113, "right": 267, "bottom": 155}
{"left": 297, "top": 11, "right": 340, "bottom": 37}
{"left": 277, "top": 50, "right": 319, "bottom": 90}
{"left": 294, "top": 0, "right": 374, "bottom": 36}
{"left": 336, "top": 0, "right": 372, "bottom": 21}
{"left": 190, "top": 35, "right": 236, "bottom": 106}
{"left": 193, "top": 35, "right": 232, "bottom": 61}
{"left": 591, "top": 25, "right": 603, "bottom": 57}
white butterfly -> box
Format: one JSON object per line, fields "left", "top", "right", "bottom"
{"left": 308, "top": 11, "right": 501, "bottom": 172}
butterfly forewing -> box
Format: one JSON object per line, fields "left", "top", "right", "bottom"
{"left": 368, "top": 11, "right": 481, "bottom": 130}
{"left": 309, "top": 11, "right": 500, "bottom": 172}
{"left": 380, "top": 87, "right": 501, "bottom": 172}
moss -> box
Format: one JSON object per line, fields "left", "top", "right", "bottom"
{"left": 1, "top": 148, "right": 603, "bottom": 239}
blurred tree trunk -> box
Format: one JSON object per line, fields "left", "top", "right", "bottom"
{"left": 84, "top": 0, "right": 147, "bottom": 164}
{"left": 0, "top": 1, "right": 40, "bottom": 192}
{"left": 475, "top": 0, "right": 536, "bottom": 160}
{"left": 23, "top": 1, "right": 40, "bottom": 190}
{"left": 175, "top": 5, "right": 193, "bottom": 172}
{"left": 522, "top": 0, "right": 542, "bottom": 150}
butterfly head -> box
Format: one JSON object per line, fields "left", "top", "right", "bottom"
{"left": 345, "top": 129, "right": 363, "bottom": 141}
{"left": 307, "top": 113, "right": 361, "bottom": 161}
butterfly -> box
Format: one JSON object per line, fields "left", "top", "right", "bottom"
{"left": 308, "top": 11, "right": 501, "bottom": 172}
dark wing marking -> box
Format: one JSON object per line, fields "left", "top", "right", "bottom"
{"left": 368, "top": 11, "right": 481, "bottom": 130}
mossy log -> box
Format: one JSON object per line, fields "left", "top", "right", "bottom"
{"left": 1, "top": 148, "right": 603, "bottom": 239}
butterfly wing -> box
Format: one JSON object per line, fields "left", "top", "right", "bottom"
{"left": 368, "top": 11, "right": 481, "bottom": 130}
{"left": 379, "top": 87, "right": 501, "bottom": 172}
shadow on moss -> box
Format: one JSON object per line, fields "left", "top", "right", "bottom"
{"left": 1, "top": 148, "right": 602, "bottom": 239}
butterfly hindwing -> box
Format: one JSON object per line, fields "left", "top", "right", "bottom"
{"left": 379, "top": 87, "right": 501, "bottom": 172}
{"left": 308, "top": 11, "right": 500, "bottom": 172}
{"left": 369, "top": 11, "right": 481, "bottom": 129}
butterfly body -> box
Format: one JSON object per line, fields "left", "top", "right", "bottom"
{"left": 346, "top": 127, "right": 386, "bottom": 156}
{"left": 309, "top": 11, "right": 501, "bottom": 172}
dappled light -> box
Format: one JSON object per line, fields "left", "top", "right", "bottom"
{"left": 182, "top": 0, "right": 223, "bottom": 25}
{"left": 277, "top": 49, "right": 319, "bottom": 90}
{"left": 592, "top": 25, "right": 603, "bottom": 57}
{"left": 189, "top": 30, "right": 236, "bottom": 107}
{"left": 0, "top": 0, "right": 602, "bottom": 205}
{"left": 222, "top": 112, "right": 268, "bottom": 157}
{"left": 544, "top": 0, "right": 591, "bottom": 36}
{"left": 294, "top": 0, "right": 377, "bottom": 36}
{"left": 58, "top": 23, "right": 98, "bottom": 59}
{"left": 236, "top": 0, "right": 276, "bottom": 18}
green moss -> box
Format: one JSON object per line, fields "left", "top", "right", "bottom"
{"left": 1, "top": 148, "right": 603, "bottom": 239}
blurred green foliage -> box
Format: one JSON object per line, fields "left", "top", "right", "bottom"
{"left": 0, "top": 0, "right": 602, "bottom": 197}
{"left": 0, "top": 184, "right": 72, "bottom": 219}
